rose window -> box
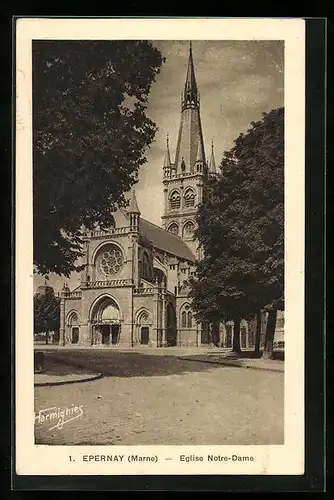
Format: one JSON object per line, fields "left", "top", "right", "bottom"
{"left": 98, "top": 245, "right": 124, "bottom": 276}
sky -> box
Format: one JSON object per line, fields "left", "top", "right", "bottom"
{"left": 34, "top": 39, "right": 284, "bottom": 294}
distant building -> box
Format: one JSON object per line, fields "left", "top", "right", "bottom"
{"left": 36, "top": 285, "right": 54, "bottom": 296}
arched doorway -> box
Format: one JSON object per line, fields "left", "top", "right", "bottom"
{"left": 90, "top": 296, "right": 121, "bottom": 346}
{"left": 166, "top": 302, "right": 177, "bottom": 346}
{"left": 67, "top": 311, "right": 80, "bottom": 344}
{"left": 140, "top": 327, "right": 149, "bottom": 345}
{"left": 136, "top": 310, "right": 151, "bottom": 346}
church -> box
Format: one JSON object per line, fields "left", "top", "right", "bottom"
{"left": 59, "top": 43, "right": 282, "bottom": 348}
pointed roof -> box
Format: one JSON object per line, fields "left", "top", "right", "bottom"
{"left": 209, "top": 140, "right": 217, "bottom": 173}
{"left": 163, "top": 134, "right": 172, "bottom": 168}
{"left": 184, "top": 41, "right": 198, "bottom": 100}
{"left": 174, "top": 43, "right": 206, "bottom": 173}
{"left": 128, "top": 189, "right": 140, "bottom": 214}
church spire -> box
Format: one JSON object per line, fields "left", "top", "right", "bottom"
{"left": 209, "top": 140, "right": 217, "bottom": 174}
{"left": 183, "top": 41, "right": 198, "bottom": 108}
{"left": 174, "top": 42, "right": 206, "bottom": 174}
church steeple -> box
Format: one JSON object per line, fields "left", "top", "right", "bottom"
{"left": 162, "top": 42, "right": 207, "bottom": 257}
{"left": 174, "top": 42, "right": 206, "bottom": 174}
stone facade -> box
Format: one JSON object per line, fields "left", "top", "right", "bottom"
{"left": 59, "top": 200, "right": 204, "bottom": 347}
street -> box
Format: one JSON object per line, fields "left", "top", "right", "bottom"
{"left": 34, "top": 350, "right": 284, "bottom": 445}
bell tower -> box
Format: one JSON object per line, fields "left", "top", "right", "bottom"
{"left": 162, "top": 42, "right": 207, "bottom": 259}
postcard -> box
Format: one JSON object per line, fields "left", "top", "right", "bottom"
{"left": 15, "top": 17, "right": 305, "bottom": 476}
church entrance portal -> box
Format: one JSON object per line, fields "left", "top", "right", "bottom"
{"left": 91, "top": 296, "right": 121, "bottom": 346}
{"left": 100, "top": 324, "right": 120, "bottom": 345}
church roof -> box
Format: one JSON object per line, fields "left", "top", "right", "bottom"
{"left": 139, "top": 218, "right": 196, "bottom": 263}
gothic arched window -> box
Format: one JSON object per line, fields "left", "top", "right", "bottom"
{"left": 153, "top": 268, "right": 166, "bottom": 285}
{"left": 181, "top": 311, "right": 187, "bottom": 328}
{"left": 170, "top": 191, "right": 181, "bottom": 210}
{"left": 168, "top": 223, "right": 179, "bottom": 236}
{"left": 142, "top": 252, "right": 152, "bottom": 282}
{"left": 187, "top": 311, "right": 193, "bottom": 328}
{"left": 183, "top": 221, "right": 195, "bottom": 237}
{"left": 184, "top": 189, "right": 195, "bottom": 207}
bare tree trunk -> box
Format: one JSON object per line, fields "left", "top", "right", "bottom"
{"left": 262, "top": 310, "right": 277, "bottom": 359}
{"left": 232, "top": 318, "right": 241, "bottom": 354}
{"left": 254, "top": 311, "right": 261, "bottom": 354}
{"left": 45, "top": 331, "right": 49, "bottom": 345}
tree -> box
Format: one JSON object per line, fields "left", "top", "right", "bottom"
{"left": 190, "top": 108, "right": 284, "bottom": 359}
{"left": 33, "top": 41, "right": 164, "bottom": 276}
{"left": 224, "top": 108, "right": 284, "bottom": 359}
{"left": 34, "top": 292, "right": 60, "bottom": 344}
{"left": 189, "top": 172, "right": 262, "bottom": 353}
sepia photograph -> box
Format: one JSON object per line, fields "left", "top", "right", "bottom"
{"left": 15, "top": 18, "right": 305, "bottom": 476}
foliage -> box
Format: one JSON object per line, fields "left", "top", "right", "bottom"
{"left": 33, "top": 40, "right": 164, "bottom": 276}
{"left": 189, "top": 108, "right": 284, "bottom": 329}
{"left": 34, "top": 291, "right": 60, "bottom": 335}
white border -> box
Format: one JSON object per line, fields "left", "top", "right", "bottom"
{"left": 15, "top": 18, "right": 305, "bottom": 476}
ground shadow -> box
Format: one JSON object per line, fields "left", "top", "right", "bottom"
{"left": 37, "top": 357, "right": 94, "bottom": 376}
{"left": 209, "top": 349, "right": 284, "bottom": 361}
{"left": 40, "top": 350, "right": 231, "bottom": 379}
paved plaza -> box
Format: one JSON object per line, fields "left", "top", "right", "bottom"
{"left": 34, "top": 349, "right": 284, "bottom": 446}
